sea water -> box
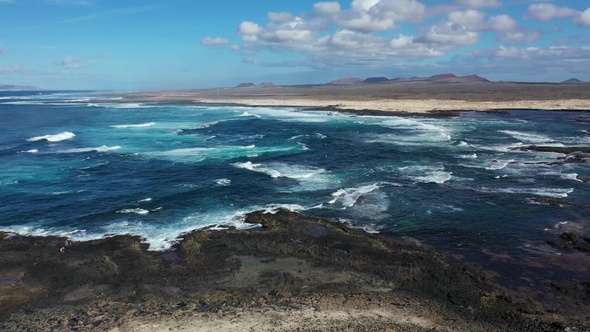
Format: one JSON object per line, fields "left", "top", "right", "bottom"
{"left": 1, "top": 91, "right": 589, "bottom": 284}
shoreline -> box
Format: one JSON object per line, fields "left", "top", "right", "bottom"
{"left": 1, "top": 209, "right": 590, "bottom": 331}
{"left": 107, "top": 82, "right": 590, "bottom": 114}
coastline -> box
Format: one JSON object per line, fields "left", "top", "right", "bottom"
{"left": 1, "top": 210, "right": 589, "bottom": 331}
{"left": 109, "top": 82, "right": 590, "bottom": 114}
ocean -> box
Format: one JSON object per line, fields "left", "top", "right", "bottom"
{"left": 1, "top": 91, "right": 589, "bottom": 286}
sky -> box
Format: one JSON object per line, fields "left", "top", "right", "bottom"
{"left": 0, "top": 0, "right": 589, "bottom": 90}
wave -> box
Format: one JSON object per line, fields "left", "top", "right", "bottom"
{"left": 28, "top": 131, "right": 75, "bottom": 143}
{"left": 111, "top": 122, "right": 156, "bottom": 128}
{"left": 239, "top": 111, "right": 261, "bottom": 118}
{"left": 234, "top": 161, "right": 337, "bottom": 191}
{"left": 485, "top": 159, "right": 515, "bottom": 170}
{"left": 20, "top": 149, "right": 39, "bottom": 153}
{"left": 329, "top": 183, "right": 381, "bottom": 207}
{"left": 398, "top": 165, "right": 452, "bottom": 184}
{"left": 117, "top": 208, "right": 150, "bottom": 215}
{"left": 215, "top": 178, "right": 231, "bottom": 186}
{"left": 138, "top": 197, "right": 153, "bottom": 203}
{"left": 499, "top": 130, "right": 554, "bottom": 144}
{"left": 56, "top": 145, "right": 121, "bottom": 154}
{"left": 478, "top": 186, "right": 574, "bottom": 198}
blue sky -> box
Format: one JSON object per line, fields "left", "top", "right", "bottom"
{"left": 0, "top": 0, "right": 589, "bottom": 90}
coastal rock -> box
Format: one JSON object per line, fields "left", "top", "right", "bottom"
{"left": 1, "top": 210, "right": 589, "bottom": 331}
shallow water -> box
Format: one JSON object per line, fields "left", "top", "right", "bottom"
{"left": 1, "top": 91, "right": 589, "bottom": 284}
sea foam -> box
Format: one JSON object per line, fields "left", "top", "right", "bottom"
{"left": 28, "top": 131, "right": 75, "bottom": 143}
{"left": 111, "top": 122, "right": 156, "bottom": 128}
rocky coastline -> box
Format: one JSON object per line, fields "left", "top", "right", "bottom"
{"left": 1, "top": 209, "right": 589, "bottom": 331}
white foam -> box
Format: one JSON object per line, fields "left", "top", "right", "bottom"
{"left": 485, "top": 159, "right": 515, "bottom": 170}
{"left": 459, "top": 153, "right": 477, "bottom": 159}
{"left": 138, "top": 197, "right": 153, "bottom": 203}
{"left": 479, "top": 186, "right": 574, "bottom": 198}
{"left": 233, "top": 162, "right": 336, "bottom": 190}
{"left": 117, "top": 208, "right": 150, "bottom": 215}
{"left": 56, "top": 145, "right": 121, "bottom": 153}
{"left": 111, "top": 122, "right": 156, "bottom": 128}
{"left": 540, "top": 172, "right": 583, "bottom": 182}
{"left": 499, "top": 130, "right": 554, "bottom": 144}
{"left": 21, "top": 149, "right": 39, "bottom": 153}
{"left": 239, "top": 111, "right": 261, "bottom": 118}
{"left": 215, "top": 178, "right": 231, "bottom": 186}
{"left": 398, "top": 165, "right": 452, "bottom": 184}
{"left": 329, "top": 183, "right": 381, "bottom": 207}
{"left": 28, "top": 131, "right": 75, "bottom": 142}
{"left": 263, "top": 204, "right": 308, "bottom": 214}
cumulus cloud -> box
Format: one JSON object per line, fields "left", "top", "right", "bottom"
{"left": 333, "top": 0, "right": 426, "bottom": 33}
{"left": 526, "top": 4, "right": 590, "bottom": 27}
{"left": 57, "top": 56, "right": 83, "bottom": 69}
{"left": 573, "top": 8, "right": 590, "bottom": 26}
{"left": 453, "top": 0, "right": 501, "bottom": 8}
{"left": 526, "top": 4, "right": 576, "bottom": 22}
{"left": 223, "top": 0, "right": 566, "bottom": 73}
{"left": 314, "top": 2, "right": 341, "bottom": 15}
{"left": 201, "top": 36, "right": 230, "bottom": 46}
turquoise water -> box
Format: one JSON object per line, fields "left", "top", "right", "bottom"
{"left": 1, "top": 91, "right": 589, "bottom": 284}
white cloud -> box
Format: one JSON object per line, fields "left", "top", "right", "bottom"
{"left": 201, "top": 37, "right": 230, "bottom": 46}
{"left": 314, "top": 2, "right": 341, "bottom": 15}
{"left": 452, "top": 0, "right": 501, "bottom": 8}
{"left": 526, "top": 4, "right": 576, "bottom": 22}
{"left": 57, "top": 56, "right": 83, "bottom": 69}
{"left": 573, "top": 8, "right": 590, "bottom": 27}
{"left": 334, "top": 0, "right": 426, "bottom": 33}
{"left": 238, "top": 21, "right": 263, "bottom": 36}
{"left": 268, "top": 12, "right": 295, "bottom": 23}
{"left": 487, "top": 14, "right": 517, "bottom": 32}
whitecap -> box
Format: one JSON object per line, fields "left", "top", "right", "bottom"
{"left": 111, "top": 122, "right": 156, "bottom": 128}
{"left": 28, "top": 131, "right": 75, "bottom": 143}
{"left": 329, "top": 183, "right": 381, "bottom": 207}
{"left": 479, "top": 186, "right": 574, "bottom": 198}
{"left": 138, "top": 197, "right": 153, "bottom": 203}
{"left": 485, "top": 159, "right": 515, "bottom": 170}
{"left": 499, "top": 130, "right": 554, "bottom": 144}
{"left": 56, "top": 145, "right": 121, "bottom": 153}
{"left": 117, "top": 208, "right": 150, "bottom": 215}
{"left": 215, "top": 178, "right": 231, "bottom": 186}
{"left": 263, "top": 204, "right": 308, "bottom": 214}
{"left": 21, "top": 149, "right": 39, "bottom": 153}
{"left": 398, "top": 165, "right": 452, "bottom": 184}
{"left": 239, "top": 111, "right": 261, "bottom": 118}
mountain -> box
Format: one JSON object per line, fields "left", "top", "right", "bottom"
{"left": 236, "top": 82, "right": 256, "bottom": 88}
{"left": 258, "top": 82, "right": 277, "bottom": 87}
{"left": 0, "top": 84, "right": 41, "bottom": 91}
{"left": 460, "top": 74, "right": 490, "bottom": 82}
{"left": 362, "top": 77, "right": 390, "bottom": 84}
{"left": 428, "top": 73, "right": 457, "bottom": 80}
{"left": 327, "top": 77, "right": 364, "bottom": 85}
{"left": 561, "top": 78, "right": 583, "bottom": 84}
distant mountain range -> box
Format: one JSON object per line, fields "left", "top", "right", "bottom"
{"left": 236, "top": 74, "right": 587, "bottom": 88}
{"left": 0, "top": 84, "right": 41, "bottom": 91}
{"left": 329, "top": 73, "right": 491, "bottom": 85}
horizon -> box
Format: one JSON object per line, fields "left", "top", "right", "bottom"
{"left": 0, "top": 0, "right": 589, "bottom": 90}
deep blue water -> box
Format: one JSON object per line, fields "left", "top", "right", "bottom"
{"left": 1, "top": 91, "right": 590, "bottom": 284}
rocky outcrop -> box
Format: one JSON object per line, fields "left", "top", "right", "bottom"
{"left": 1, "top": 210, "right": 588, "bottom": 331}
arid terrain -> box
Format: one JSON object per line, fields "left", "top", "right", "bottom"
{"left": 116, "top": 81, "right": 590, "bottom": 113}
